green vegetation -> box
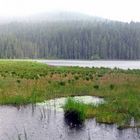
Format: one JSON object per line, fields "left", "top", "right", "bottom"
{"left": 0, "top": 60, "right": 140, "bottom": 128}
{"left": 85, "top": 90, "right": 140, "bottom": 128}
{"left": 64, "top": 98, "right": 87, "bottom": 124}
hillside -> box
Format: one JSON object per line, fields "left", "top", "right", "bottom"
{"left": 0, "top": 12, "right": 140, "bottom": 59}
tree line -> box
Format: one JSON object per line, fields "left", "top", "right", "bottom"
{"left": 0, "top": 19, "right": 140, "bottom": 59}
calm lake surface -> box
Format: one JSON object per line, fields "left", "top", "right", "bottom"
{"left": 37, "top": 60, "right": 140, "bottom": 69}
{"left": 0, "top": 96, "right": 140, "bottom": 140}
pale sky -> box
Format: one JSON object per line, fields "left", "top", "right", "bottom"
{"left": 0, "top": 0, "right": 139, "bottom": 22}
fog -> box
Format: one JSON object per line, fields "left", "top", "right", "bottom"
{"left": 0, "top": 0, "right": 140, "bottom": 22}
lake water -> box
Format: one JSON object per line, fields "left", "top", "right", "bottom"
{"left": 0, "top": 96, "right": 140, "bottom": 140}
{"left": 37, "top": 60, "right": 140, "bottom": 69}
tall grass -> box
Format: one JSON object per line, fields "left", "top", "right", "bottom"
{"left": 63, "top": 98, "right": 87, "bottom": 125}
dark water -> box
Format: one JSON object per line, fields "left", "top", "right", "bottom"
{"left": 37, "top": 60, "right": 140, "bottom": 69}
{"left": 0, "top": 96, "right": 140, "bottom": 140}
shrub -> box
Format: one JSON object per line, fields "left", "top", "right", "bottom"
{"left": 16, "top": 80, "right": 21, "bottom": 84}
{"left": 110, "top": 84, "right": 115, "bottom": 90}
{"left": 58, "top": 81, "right": 66, "bottom": 86}
{"left": 98, "top": 74, "right": 103, "bottom": 77}
{"left": 85, "top": 76, "right": 90, "bottom": 81}
{"left": 74, "top": 75, "right": 79, "bottom": 80}
{"left": 64, "top": 73, "right": 67, "bottom": 77}
{"left": 94, "top": 85, "right": 99, "bottom": 89}
{"left": 11, "top": 71, "right": 16, "bottom": 75}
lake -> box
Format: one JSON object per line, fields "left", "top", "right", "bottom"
{"left": 37, "top": 60, "right": 140, "bottom": 69}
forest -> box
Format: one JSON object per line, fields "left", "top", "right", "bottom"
{"left": 0, "top": 14, "right": 140, "bottom": 59}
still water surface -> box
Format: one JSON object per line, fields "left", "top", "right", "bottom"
{"left": 0, "top": 96, "right": 139, "bottom": 140}
{"left": 37, "top": 60, "right": 140, "bottom": 69}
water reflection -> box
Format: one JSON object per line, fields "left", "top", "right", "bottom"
{"left": 0, "top": 97, "right": 139, "bottom": 140}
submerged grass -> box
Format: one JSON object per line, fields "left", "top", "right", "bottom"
{"left": 0, "top": 60, "right": 140, "bottom": 128}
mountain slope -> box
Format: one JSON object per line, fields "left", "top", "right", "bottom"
{"left": 0, "top": 12, "right": 139, "bottom": 59}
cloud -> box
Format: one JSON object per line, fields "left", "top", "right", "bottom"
{"left": 0, "top": 0, "right": 139, "bottom": 22}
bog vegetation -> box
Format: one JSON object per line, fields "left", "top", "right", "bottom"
{"left": 64, "top": 98, "right": 87, "bottom": 125}
{"left": 0, "top": 60, "right": 140, "bottom": 128}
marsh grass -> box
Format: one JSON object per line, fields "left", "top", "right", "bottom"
{"left": 63, "top": 98, "right": 87, "bottom": 125}
{"left": 0, "top": 60, "right": 140, "bottom": 128}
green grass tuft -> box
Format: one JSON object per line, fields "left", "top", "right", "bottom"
{"left": 63, "top": 98, "right": 87, "bottom": 124}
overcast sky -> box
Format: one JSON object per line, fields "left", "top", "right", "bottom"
{"left": 0, "top": 0, "right": 139, "bottom": 22}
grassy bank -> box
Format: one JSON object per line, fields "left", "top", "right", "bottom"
{"left": 0, "top": 60, "right": 140, "bottom": 128}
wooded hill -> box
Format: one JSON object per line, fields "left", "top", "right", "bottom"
{"left": 0, "top": 12, "right": 140, "bottom": 59}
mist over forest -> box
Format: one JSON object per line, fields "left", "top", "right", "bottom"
{"left": 0, "top": 12, "right": 140, "bottom": 60}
